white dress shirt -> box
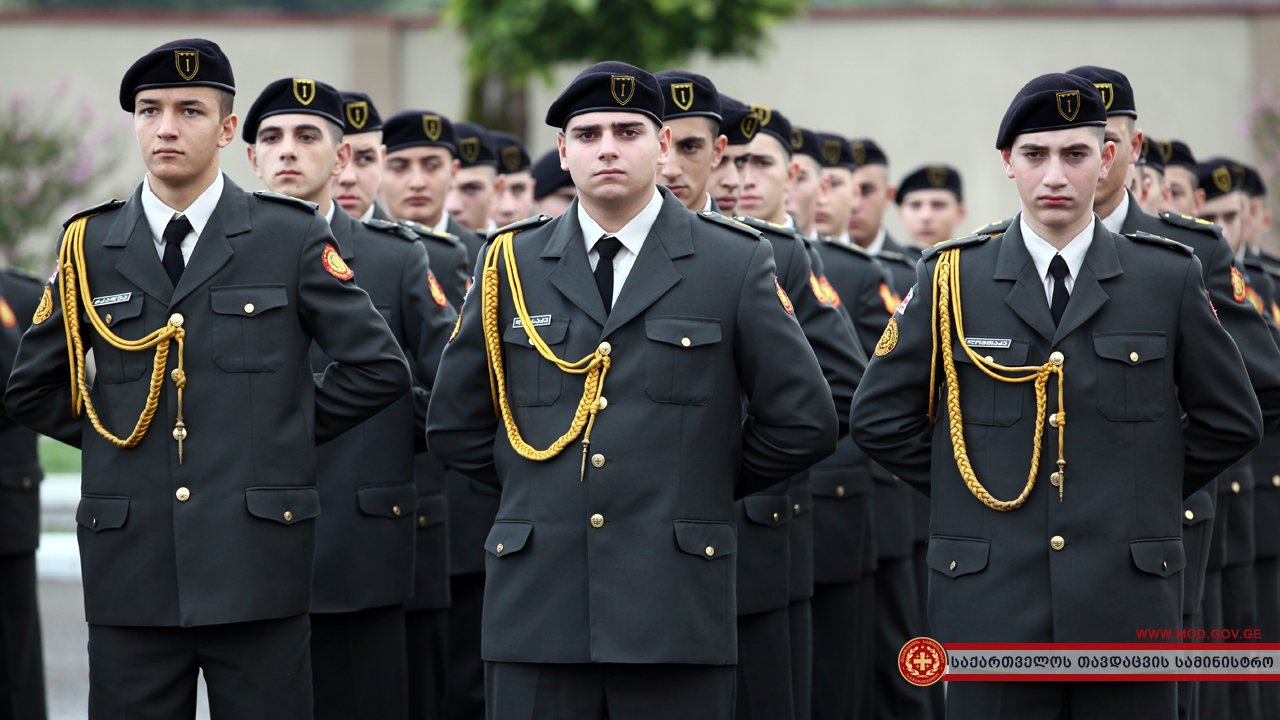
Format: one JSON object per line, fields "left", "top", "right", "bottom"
{"left": 359, "top": 204, "right": 376, "bottom": 223}
{"left": 1099, "top": 190, "right": 1130, "bottom": 235}
{"left": 322, "top": 202, "right": 336, "bottom": 225}
{"left": 864, "top": 226, "right": 887, "bottom": 255}
{"left": 1020, "top": 214, "right": 1096, "bottom": 305}
{"left": 579, "top": 189, "right": 664, "bottom": 306}
{"left": 432, "top": 211, "right": 452, "bottom": 235}
{"left": 703, "top": 194, "right": 715, "bottom": 213}
{"left": 140, "top": 172, "right": 224, "bottom": 266}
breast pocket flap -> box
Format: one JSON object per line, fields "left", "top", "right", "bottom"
{"left": 485, "top": 520, "right": 533, "bottom": 557}
{"left": 1093, "top": 333, "right": 1167, "bottom": 365}
{"left": 742, "top": 493, "right": 792, "bottom": 527}
{"left": 76, "top": 495, "right": 129, "bottom": 532}
{"left": 503, "top": 317, "right": 569, "bottom": 346}
{"left": 954, "top": 338, "right": 1029, "bottom": 366}
{"left": 645, "top": 316, "right": 722, "bottom": 347}
{"left": 357, "top": 483, "right": 419, "bottom": 520}
{"left": 245, "top": 486, "right": 320, "bottom": 525}
{"left": 1130, "top": 537, "right": 1185, "bottom": 578}
{"left": 927, "top": 536, "right": 990, "bottom": 578}
{"left": 86, "top": 293, "right": 144, "bottom": 325}
{"left": 210, "top": 284, "right": 289, "bottom": 317}
{"left": 674, "top": 520, "right": 736, "bottom": 560}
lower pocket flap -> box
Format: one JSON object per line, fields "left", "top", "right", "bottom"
{"left": 210, "top": 284, "right": 289, "bottom": 316}
{"left": 742, "top": 493, "right": 792, "bottom": 527}
{"left": 416, "top": 494, "right": 448, "bottom": 529}
{"left": 76, "top": 495, "right": 129, "bottom": 532}
{"left": 245, "top": 487, "right": 320, "bottom": 525}
{"left": 357, "top": 483, "right": 418, "bottom": 519}
{"left": 927, "top": 536, "right": 990, "bottom": 578}
{"left": 0, "top": 463, "right": 43, "bottom": 491}
{"left": 674, "top": 520, "right": 736, "bottom": 560}
{"left": 1182, "top": 491, "right": 1215, "bottom": 526}
{"left": 811, "top": 473, "right": 864, "bottom": 499}
{"left": 1130, "top": 538, "right": 1185, "bottom": 578}
{"left": 485, "top": 521, "right": 533, "bottom": 557}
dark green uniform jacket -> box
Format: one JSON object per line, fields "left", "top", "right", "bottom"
{"left": 426, "top": 189, "right": 839, "bottom": 664}
{"left": 4, "top": 177, "right": 412, "bottom": 628}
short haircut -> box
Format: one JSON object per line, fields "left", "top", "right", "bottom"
{"left": 326, "top": 118, "right": 345, "bottom": 144}
{"left": 213, "top": 89, "right": 234, "bottom": 119}
{"left": 706, "top": 117, "right": 721, "bottom": 137}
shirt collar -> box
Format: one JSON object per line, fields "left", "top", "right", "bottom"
{"left": 1099, "top": 191, "right": 1130, "bottom": 235}
{"left": 140, "top": 172, "right": 224, "bottom": 243}
{"left": 703, "top": 194, "right": 714, "bottom": 213}
{"left": 359, "top": 204, "right": 375, "bottom": 223}
{"left": 865, "top": 226, "right": 887, "bottom": 255}
{"left": 1020, "top": 213, "right": 1095, "bottom": 284}
{"left": 578, "top": 188, "right": 664, "bottom": 257}
{"left": 782, "top": 214, "right": 796, "bottom": 230}
{"left": 432, "top": 211, "right": 451, "bottom": 235}
{"left": 323, "top": 201, "right": 336, "bottom": 225}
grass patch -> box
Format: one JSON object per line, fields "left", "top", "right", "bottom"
{"left": 38, "top": 436, "right": 80, "bottom": 474}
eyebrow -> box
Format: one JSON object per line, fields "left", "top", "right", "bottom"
{"left": 674, "top": 133, "right": 708, "bottom": 145}
{"left": 569, "top": 120, "right": 646, "bottom": 133}
{"left": 136, "top": 98, "right": 209, "bottom": 108}
{"left": 257, "top": 123, "right": 325, "bottom": 140}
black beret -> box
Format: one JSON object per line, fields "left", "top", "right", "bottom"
{"left": 747, "top": 103, "right": 793, "bottom": 155}
{"left": 1199, "top": 157, "right": 1244, "bottom": 200}
{"left": 1066, "top": 65, "right": 1137, "bottom": 118}
{"left": 654, "top": 70, "right": 722, "bottom": 123}
{"left": 1239, "top": 164, "right": 1267, "bottom": 197}
{"left": 119, "top": 38, "right": 235, "bottom": 112}
{"left": 720, "top": 96, "right": 761, "bottom": 146}
{"left": 545, "top": 61, "right": 664, "bottom": 129}
{"left": 453, "top": 122, "right": 498, "bottom": 168}
{"left": 790, "top": 127, "right": 824, "bottom": 166}
{"left": 491, "top": 131, "right": 531, "bottom": 174}
{"left": 1161, "top": 140, "right": 1197, "bottom": 171}
{"left": 995, "top": 73, "right": 1107, "bottom": 150}
{"left": 531, "top": 150, "right": 574, "bottom": 200}
{"left": 1137, "top": 135, "right": 1164, "bottom": 172}
{"left": 383, "top": 110, "right": 457, "bottom": 156}
{"left": 242, "top": 78, "right": 344, "bottom": 143}
{"left": 848, "top": 139, "right": 887, "bottom": 167}
{"left": 339, "top": 91, "right": 382, "bottom": 133}
{"left": 816, "top": 133, "right": 857, "bottom": 169}
{"left": 897, "top": 165, "right": 963, "bottom": 204}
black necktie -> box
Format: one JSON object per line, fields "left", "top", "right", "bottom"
{"left": 1048, "top": 254, "right": 1069, "bottom": 326}
{"left": 594, "top": 236, "right": 623, "bottom": 315}
{"left": 162, "top": 215, "right": 192, "bottom": 287}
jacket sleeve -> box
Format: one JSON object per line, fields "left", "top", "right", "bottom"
{"left": 4, "top": 277, "right": 82, "bottom": 446}
{"left": 736, "top": 239, "right": 839, "bottom": 497}
{"left": 297, "top": 215, "right": 412, "bottom": 445}
{"left": 1176, "top": 254, "right": 1264, "bottom": 496}
{"left": 1206, "top": 239, "right": 1280, "bottom": 432}
{"left": 399, "top": 240, "right": 458, "bottom": 454}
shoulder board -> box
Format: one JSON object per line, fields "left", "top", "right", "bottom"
{"left": 1261, "top": 263, "right": 1280, "bottom": 280}
{"left": 488, "top": 214, "right": 553, "bottom": 242}
{"left": 878, "top": 249, "right": 912, "bottom": 266}
{"left": 62, "top": 199, "right": 124, "bottom": 228}
{"left": 1125, "top": 231, "right": 1194, "bottom": 255}
{"left": 2, "top": 267, "right": 42, "bottom": 283}
{"left": 253, "top": 191, "right": 318, "bottom": 212}
{"left": 922, "top": 234, "right": 989, "bottom": 260}
{"left": 1158, "top": 211, "right": 1219, "bottom": 236}
{"left": 361, "top": 218, "right": 417, "bottom": 242}
{"left": 1243, "top": 254, "right": 1267, "bottom": 273}
{"left": 732, "top": 215, "right": 793, "bottom": 236}
{"left": 698, "top": 211, "right": 764, "bottom": 239}
{"left": 397, "top": 220, "right": 460, "bottom": 243}
{"left": 970, "top": 217, "right": 1014, "bottom": 236}
{"left": 819, "top": 236, "right": 872, "bottom": 258}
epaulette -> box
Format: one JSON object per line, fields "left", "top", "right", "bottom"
{"left": 1262, "top": 263, "right": 1280, "bottom": 280}
{"left": 1158, "top": 211, "right": 1220, "bottom": 236}
{"left": 488, "top": 214, "right": 553, "bottom": 241}
{"left": 62, "top": 199, "right": 124, "bottom": 228}
{"left": 362, "top": 218, "right": 417, "bottom": 242}
{"left": 921, "top": 234, "right": 989, "bottom": 260}
{"left": 970, "top": 217, "right": 1014, "bottom": 236}
{"left": 1125, "top": 230, "right": 1194, "bottom": 256}
{"left": 732, "top": 215, "right": 793, "bottom": 238}
{"left": 878, "top": 249, "right": 913, "bottom": 267}
{"left": 253, "top": 191, "right": 318, "bottom": 212}
{"left": 2, "top": 267, "right": 43, "bottom": 284}
{"left": 397, "top": 220, "right": 460, "bottom": 243}
{"left": 697, "top": 211, "right": 763, "bottom": 240}
{"left": 819, "top": 235, "right": 872, "bottom": 258}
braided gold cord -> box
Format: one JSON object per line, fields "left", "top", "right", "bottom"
{"left": 58, "top": 216, "right": 188, "bottom": 459}
{"left": 481, "top": 231, "right": 610, "bottom": 474}
{"left": 928, "top": 248, "right": 1065, "bottom": 511}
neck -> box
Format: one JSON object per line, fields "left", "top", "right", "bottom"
{"left": 581, "top": 188, "right": 654, "bottom": 234}
{"left": 854, "top": 223, "right": 880, "bottom": 248}
{"left": 795, "top": 214, "right": 814, "bottom": 236}
{"left": 148, "top": 163, "right": 220, "bottom": 212}
{"left": 1024, "top": 208, "right": 1092, "bottom": 251}
{"left": 758, "top": 202, "right": 787, "bottom": 225}
{"left": 678, "top": 181, "right": 708, "bottom": 212}
{"left": 304, "top": 191, "right": 333, "bottom": 218}
{"left": 424, "top": 207, "right": 444, "bottom": 228}
{"left": 1094, "top": 185, "right": 1125, "bottom": 222}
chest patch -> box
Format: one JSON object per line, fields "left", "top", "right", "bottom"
{"left": 875, "top": 318, "right": 898, "bottom": 356}
{"left": 322, "top": 244, "right": 353, "bottom": 280}
{"left": 1231, "top": 266, "right": 1247, "bottom": 302}
{"left": 92, "top": 292, "right": 131, "bottom": 306}
{"left": 965, "top": 337, "right": 1012, "bottom": 349}
{"left": 33, "top": 286, "right": 53, "bottom": 325}
{"left": 428, "top": 271, "right": 449, "bottom": 307}
{"left": 512, "top": 314, "right": 551, "bottom": 329}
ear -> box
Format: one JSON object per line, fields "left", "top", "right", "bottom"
{"left": 450, "top": 158, "right": 460, "bottom": 179}
{"left": 557, "top": 132, "right": 569, "bottom": 172}
{"left": 493, "top": 173, "right": 506, "bottom": 195}
{"left": 333, "top": 140, "right": 352, "bottom": 178}
{"left": 219, "top": 114, "right": 239, "bottom": 149}
{"left": 885, "top": 184, "right": 896, "bottom": 203}
{"left": 1000, "top": 148, "right": 1016, "bottom": 179}
{"left": 1098, "top": 140, "right": 1118, "bottom": 182}
{"left": 1193, "top": 188, "right": 1206, "bottom": 215}
{"left": 711, "top": 135, "right": 727, "bottom": 170}
{"left": 1129, "top": 128, "right": 1144, "bottom": 165}
{"left": 656, "top": 125, "right": 672, "bottom": 167}
{"left": 956, "top": 202, "right": 967, "bottom": 221}
{"left": 246, "top": 144, "right": 262, "bottom": 178}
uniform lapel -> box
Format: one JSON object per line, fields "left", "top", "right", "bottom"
{"left": 601, "top": 192, "right": 691, "bottom": 338}
{"left": 108, "top": 184, "right": 174, "bottom": 306}
{"left": 1118, "top": 190, "right": 1140, "bottom": 236}
{"left": 169, "top": 177, "right": 246, "bottom": 309}
{"left": 330, "top": 206, "right": 357, "bottom": 261}
{"left": 542, "top": 200, "right": 608, "bottom": 327}
{"left": 994, "top": 220, "right": 1056, "bottom": 342}
{"left": 1050, "top": 223, "right": 1122, "bottom": 347}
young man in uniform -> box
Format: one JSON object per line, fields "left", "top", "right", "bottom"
{"left": 705, "top": 97, "right": 761, "bottom": 217}
{"left": 332, "top": 91, "right": 385, "bottom": 223}
{"left": 848, "top": 139, "right": 917, "bottom": 259}
{"left": 427, "top": 61, "right": 839, "bottom": 720}
{"left": 1162, "top": 140, "right": 1204, "bottom": 217}
{"left": 489, "top": 132, "right": 535, "bottom": 228}
{"left": 654, "top": 70, "right": 726, "bottom": 213}
{"left": 896, "top": 165, "right": 966, "bottom": 247}
{"left": 446, "top": 122, "right": 502, "bottom": 234}
{"left": 530, "top": 149, "right": 577, "bottom": 218}
{"left": 244, "top": 76, "right": 458, "bottom": 720}
{"left": 1199, "top": 158, "right": 1249, "bottom": 253}
{"left": 852, "top": 72, "right": 1262, "bottom": 720}
{"left": 1132, "top": 137, "right": 1169, "bottom": 216}
{"left": 5, "top": 39, "right": 411, "bottom": 720}
{"left": 787, "top": 127, "right": 829, "bottom": 240}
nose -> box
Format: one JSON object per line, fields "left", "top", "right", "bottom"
{"left": 156, "top": 108, "right": 180, "bottom": 139}
{"left": 597, "top": 134, "right": 620, "bottom": 161}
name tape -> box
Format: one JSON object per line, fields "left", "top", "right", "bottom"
{"left": 92, "top": 293, "right": 131, "bottom": 306}
{"left": 513, "top": 315, "right": 552, "bottom": 329}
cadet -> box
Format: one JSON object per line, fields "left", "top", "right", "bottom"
{"left": 847, "top": 139, "right": 919, "bottom": 258}
{"left": 332, "top": 91, "right": 385, "bottom": 223}
{"left": 897, "top": 165, "right": 966, "bottom": 247}
{"left": 1162, "top": 140, "right": 1203, "bottom": 217}
{"left": 787, "top": 127, "right": 829, "bottom": 240}
{"left": 704, "top": 96, "right": 761, "bottom": 216}
{"left": 243, "top": 77, "right": 457, "bottom": 720}
{"left": 381, "top": 110, "right": 485, "bottom": 268}
{"left": 852, "top": 71, "right": 1263, "bottom": 719}
{"left": 489, "top": 131, "right": 535, "bottom": 227}
{"left": 4, "top": 39, "right": 411, "bottom": 719}
{"left": 730, "top": 101, "right": 865, "bottom": 720}
{"left": 445, "top": 122, "right": 501, "bottom": 234}
{"left": 426, "top": 61, "right": 838, "bottom": 720}
{"left": 1132, "top": 137, "right": 1168, "bottom": 215}
{"left": 380, "top": 111, "right": 472, "bottom": 307}
{"left": 1199, "top": 158, "right": 1249, "bottom": 250}
{"left": 654, "top": 70, "right": 726, "bottom": 212}
{"left": 530, "top": 149, "right": 577, "bottom": 217}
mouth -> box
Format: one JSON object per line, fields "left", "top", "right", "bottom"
{"left": 665, "top": 184, "right": 686, "bottom": 195}
{"left": 737, "top": 195, "right": 760, "bottom": 205}
{"left": 276, "top": 170, "right": 302, "bottom": 180}
{"left": 153, "top": 148, "right": 183, "bottom": 158}
{"left": 405, "top": 196, "right": 430, "bottom": 206}
{"left": 335, "top": 194, "right": 360, "bottom": 207}
{"left": 1039, "top": 195, "right": 1071, "bottom": 207}
{"left": 814, "top": 211, "right": 831, "bottom": 223}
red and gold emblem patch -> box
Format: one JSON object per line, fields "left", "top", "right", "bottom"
{"left": 428, "top": 271, "right": 449, "bottom": 307}
{"left": 1231, "top": 266, "right": 1247, "bottom": 302}
{"left": 899, "top": 637, "right": 947, "bottom": 687}
{"left": 809, "top": 272, "right": 825, "bottom": 304}
{"left": 0, "top": 298, "right": 16, "bottom": 329}
{"left": 875, "top": 318, "right": 899, "bottom": 357}
{"left": 322, "top": 244, "right": 353, "bottom": 280}
{"left": 1271, "top": 301, "right": 1280, "bottom": 328}
{"left": 32, "top": 286, "right": 52, "bottom": 325}
{"left": 818, "top": 275, "right": 842, "bottom": 308}
{"left": 1246, "top": 286, "right": 1265, "bottom": 316}
{"left": 879, "top": 283, "right": 901, "bottom": 315}
{"left": 775, "top": 277, "right": 794, "bottom": 314}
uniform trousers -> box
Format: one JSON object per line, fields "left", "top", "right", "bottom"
{"left": 1199, "top": 569, "right": 1227, "bottom": 720}
{"left": 310, "top": 604, "right": 407, "bottom": 720}
{"left": 444, "top": 572, "right": 486, "bottom": 720}
{"left": 736, "top": 606, "right": 793, "bottom": 720}
{"left": 405, "top": 608, "right": 447, "bottom": 720}
{"left": 0, "top": 553, "right": 44, "bottom": 720}
{"left": 87, "top": 613, "right": 312, "bottom": 720}
{"left": 789, "top": 599, "right": 812, "bottom": 720}
{"left": 1256, "top": 556, "right": 1280, "bottom": 718}
{"left": 913, "top": 539, "right": 943, "bottom": 719}
{"left": 1223, "top": 563, "right": 1261, "bottom": 718}
{"left": 1177, "top": 609, "right": 1201, "bottom": 720}
{"left": 811, "top": 577, "right": 874, "bottom": 720}
{"left": 947, "top": 680, "right": 1176, "bottom": 720}
{"left": 484, "top": 660, "right": 735, "bottom": 720}
{"left": 874, "top": 556, "right": 931, "bottom": 720}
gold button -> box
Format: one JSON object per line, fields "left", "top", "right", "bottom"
{"left": 175, "top": 487, "right": 190, "bottom": 501}
{"left": 496, "top": 543, "right": 504, "bottom": 554}
{"left": 1232, "top": 481, "right": 1242, "bottom": 494}
{"left": 169, "top": 313, "right": 184, "bottom": 327}
{"left": 392, "top": 505, "right": 401, "bottom": 516}
{"left": 1130, "top": 351, "right": 1139, "bottom": 362}
{"left": 1185, "top": 510, "right": 1195, "bottom": 520}
{"left": 681, "top": 337, "right": 691, "bottom": 347}
{"left": 794, "top": 503, "right": 801, "bottom": 514}
{"left": 528, "top": 338, "right": 535, "bottom": 346}
{"left": 705, "top": 546, "right": 715, "bottom": 557}
{"left": 418, "top": 516, "right": 426, "bottom": 527}
{"left": 1050, "top": 351, "right": 1064, "bottom": 366}
{"left": 1049, "top": 413, "right": 1058, "bottom": 427}
{"left": 104, "top": 313, "right": 113, "bottom": 324}
{"left": 1273, "top": 475, "right": 1279, "bottom": 487}
{"left": 985, "top": 355, "right": 994, "bottom": 363}
{"left": 598, "top": 396, "right": 608, "bottom": 410}
{"left": 21, "top": 477, "right": 31, "bottom": 490}
{"left": 1163, "top": 561, "right": 1168, "bottom": 571}
{"left": 171, "top": 369, "right": 184, "bottom": 383}
{"left": 244, "top": 303, "right": 255, "bottom": 314}
{"left": 773, "top": 512, "right": 779, "bottom": 522}
{"left": 836, "top": 485, "right": 845, "bottom": 497}
{"left": 284, "top": 511, "right": 293, "bottom": 522}
{"left": 950, "top": 560, "right": 956, "bottom": 570}
{"left": 591, "top": 454, "right": 605, "bottom": 468}
{"left": 92, "top": 518, "right": 97, "bottom": 528}
{"left": 598, "top": 341, "right": 612, "bottom": 356}
{"left": 1050, "top": 535, "right": 1065, "bottom": 550}
{"left": 590, "top": 513, "right": 604, "bottom": 528}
